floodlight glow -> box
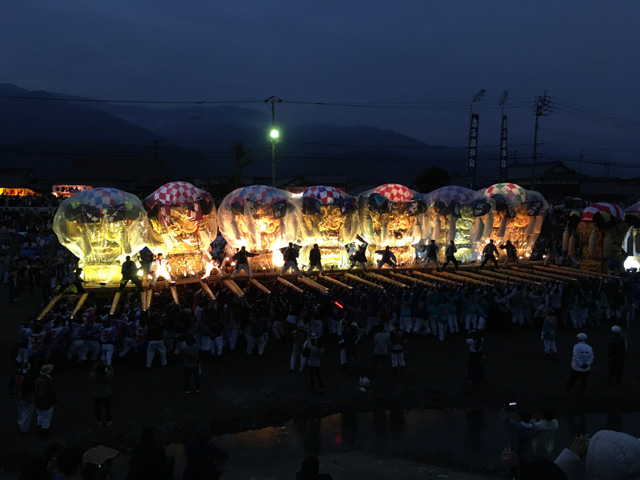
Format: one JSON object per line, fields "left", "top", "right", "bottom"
{"left": 270, "top": 128, "right": 280, "bottom": 140}
{"left": 624, "top": 256, "right": 639, "bottom": 271}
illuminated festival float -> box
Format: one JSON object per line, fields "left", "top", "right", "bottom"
{"left": 577, "top": 202, "right": 626, "bottom": 266}
{"left": 144, "top": 181, "right": 218, "bottom": 278}
{"left": 218, "top": 185, "right": 300, "bottom": 270}
{"left": 300, "top": 186, "right": 358, "bottom": 268}
{"left": 623, "top": 201, "right": 640, "bottom": 271}
{"left": 357, "top": 183, "right": 427, "bottom": 266}
{"left": 425, "top": 185, "right": 494, "bottom": 263}
{"left": 52, "top": 187, "right": 150, "bottom": 283}
{"left": 481, "top": 183, "right": 547, "bottom": 260}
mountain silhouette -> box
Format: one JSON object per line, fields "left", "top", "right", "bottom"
{"left": 0, "top": 83, "right": 470, "bottom": 185}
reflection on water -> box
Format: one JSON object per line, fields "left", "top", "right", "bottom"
{"left": 209, "top": 409, "right": 640, "bottom": 471}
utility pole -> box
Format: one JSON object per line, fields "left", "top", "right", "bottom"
{"left": 265, "top": 96, "right": 282, "bottom": 187}
{"left": 530, "top": 91, "right": 553, "bottom": 189}
{"left": 498, "top": 89, "right": 509, "bottom": 182}
{"left": 466, "top": 89, "right": 485, "bottom": 189}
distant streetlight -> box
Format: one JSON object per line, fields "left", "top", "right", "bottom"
{"left": 265, "top": 96, "right": 282, "bottom": 186}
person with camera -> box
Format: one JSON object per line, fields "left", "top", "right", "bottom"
{"left": 501, "top": 403, "right": 534, "bottom": 480}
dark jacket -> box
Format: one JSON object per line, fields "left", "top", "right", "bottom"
{"left": 608, "top": 334, "right": 626, "bottom": 363}
{"left": 127, "top": 441, "right": 167, "bottom": 480}
{"left": 183, "top": 440, "right": 228, "bottom": 480}
{"left": 309, "top": 248, "right": 321, "bottom": 264}
{"left": 35, "top": 375, "right": 57, "bottom": 409}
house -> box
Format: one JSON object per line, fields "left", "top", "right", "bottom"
{"left": 55, "top": 157, "right": 169, "bottom": 195}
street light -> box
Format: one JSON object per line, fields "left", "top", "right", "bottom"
{"left": 265, "top": 96, "right": 282, "bottom": 187}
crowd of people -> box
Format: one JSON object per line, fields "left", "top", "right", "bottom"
{"left": 3, "top": 195, "right": 640, "bottom": 480}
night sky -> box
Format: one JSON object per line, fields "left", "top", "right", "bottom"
{"left": 2, "top": 1, "right": 639, "bottom": 177}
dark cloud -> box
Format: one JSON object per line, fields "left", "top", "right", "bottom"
{"left": 1, "top": 1, "right": 639, "bottom": 176}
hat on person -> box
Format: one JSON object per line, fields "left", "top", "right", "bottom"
{"left": 576, "top": 333, "right": 588, "bottom": 341}
{"left": 19, "top": 362, "right": 31, "bottom": 373}
{"left": 40, "top": 364, "right": 54, "bottom": 375}
{"left": 611, "top": 325, "right": 621, "bottom": 333}
{"left": 586, "top": 430, "right": 640, "bottom": 479}
{"left": 297, "top": 321, "right": 306, "bottom": 329}
{"left": 351, "top": 322, "right": 358, "bottom": 328}
{"left": 83, "top": 445, "right": 119, "bottom": 466}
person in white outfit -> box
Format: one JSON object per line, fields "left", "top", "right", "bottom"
{"left": 150, "top": 253, "right": 172, "bottom": 286}
{"left": 565, "top": 332, "right": 594, "bottom": 392}
{"left": 553, "top": 429, "right": 640, "bottom": 480}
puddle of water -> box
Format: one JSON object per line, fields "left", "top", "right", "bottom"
{"left": 204, "top": 408, "right": 640, "bottom": 471}
{"left": 94, "top": 409, "right": 640, "bottom": 480}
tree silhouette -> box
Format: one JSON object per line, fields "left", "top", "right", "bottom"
{"left": 230, "top": 140, "right": 253, "bottom": 189}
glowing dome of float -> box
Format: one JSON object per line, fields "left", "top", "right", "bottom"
{"left": 144, "top": 181, "right": 217, "bottom": 277}
{"left": 53, "top": 187, "right": 149, "bottom": 283}
{"left": 484, "top": 183, "right": 527, "bottom": 204}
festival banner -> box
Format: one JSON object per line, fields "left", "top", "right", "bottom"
{"left": 499, "top": 115, "right": 508, "bottom": 182}
{"left": 466, "top": 114, "right": 479, "bottom": 189}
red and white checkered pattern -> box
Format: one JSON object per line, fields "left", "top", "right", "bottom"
{"left": 427, "top": 185, "right": 476, "bottom": 204}
{"left": 151, "top": 181, "right": 206, "bottom": 205}
{"left": 81, "top": 188, "right": 128, "bottom": 208}
{"left": 235, "top": 185, "right": 285, "bottom": 205}
{"left": 373, "top": 183, "right": 413, "bottom": 203}
{"left": 303, "top": 186, "right": 347, "bottom": 204}
{"left": 581, "top": 203, "right": 625, "bottom": 222}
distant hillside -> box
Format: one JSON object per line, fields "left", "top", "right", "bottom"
{"left": 0, "top": 83, "right": 475, "bottom": 184}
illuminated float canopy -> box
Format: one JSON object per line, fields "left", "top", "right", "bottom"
{"left": 300, "top": 186, "right": 358, "bottom": 268}
{"left": 357, "top": 183, "right": 428, "bottom": 265}
{"left": 425, "top": 185, "right": 494, "bottom": 262}
{"left": 144, "top": 181, "right": 218, "bottom": 278}
{"left": 52, "top": 187, "right": 150, "bottom": 283}
{"left": 218, "top": 185, "right": 300, "bottom": 269}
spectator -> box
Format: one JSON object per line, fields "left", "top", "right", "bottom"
{"left": 183, "top": 424, "right": 228, "bottom": 480}
{"left": 296, "top": 455, "right": 332, "bottom": 480}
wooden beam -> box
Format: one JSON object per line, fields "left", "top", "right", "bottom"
{"left": 109, "top": 291, "right": 122, "bottom": 316}
{"left": 170, "top": 284, "right": 180, "bottom": 304}
{"left": 223, "top": 279, "right": 245, "bottom": 297}
{"left": 364, "top": 271, "right": 409, "bottom": 288}
{"left": 318, "top": 274, "right": 352, "bottom": 290}
{"left": 249, "top": 278, "right": 271, "bottom": 295}
{"left": 343, "top": 272, "right": 384, "bottom": 289}
{"left": 37, "top": 294, "right": 63, "bottom": 321}
{"left": 297, "top": 276, "right": 329, "bottom": 293}
{"left": 413, "top": 270, "right": 462, "bottom": 285}
{"left": 198, "top": 280, "right": 216, "bottom": 300}
{"left": 70, "top": 292, "right": 89, "bottom": 319}
{"left": 390, "top": 272, "right": 434, "bottom": 287}
{"left": 277, "top": 276, "right": 303, "bottom": 293}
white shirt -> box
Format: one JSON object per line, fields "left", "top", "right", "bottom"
{"left": 571, "top": 341, "right": 594, "bottom": 371}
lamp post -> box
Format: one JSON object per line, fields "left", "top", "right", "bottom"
{"left": 265, "top": 96, "right": 282, "bottom": 186}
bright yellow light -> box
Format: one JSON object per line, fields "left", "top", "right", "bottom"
{"left": 624, "top": 256, "right": 639, "bottom": 270}
{"left": 270, "top": 128, "right": 280, "bottom": 140}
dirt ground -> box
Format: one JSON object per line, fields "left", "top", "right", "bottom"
{"left": 1, "top": 278, "right": 639, "bottom": 476}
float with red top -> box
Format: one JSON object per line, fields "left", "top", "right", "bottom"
{"left": 144, "top": 181, "right": 218, "bottom": 278}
